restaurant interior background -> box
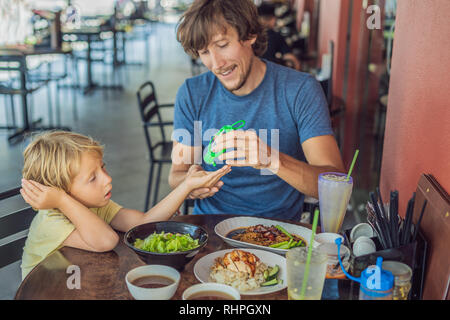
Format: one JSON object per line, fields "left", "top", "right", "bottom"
{"left": 1, "top": 0, "right": 449, "bottom": 300}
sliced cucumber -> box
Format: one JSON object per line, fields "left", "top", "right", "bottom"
{"left": 261, "top": 278, "right": 279, "bottom": 286}
{"left": 263, "top": 269, "right": 269, "bottom": 280}
{"left": 267, "top": 264, "right": 280, "bottom": 281}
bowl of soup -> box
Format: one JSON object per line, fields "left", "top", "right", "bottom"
{"left": 125, "top": 265, "right": 180, "bottom": 300}
{"left": 182, "top": 283, "right": 241, "bottom": 300}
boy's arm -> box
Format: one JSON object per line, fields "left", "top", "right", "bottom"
{"left": 57, "top": 194, "right": 119, "bottom": 251}
{"left": 110, "top": 165, "right": 231, "bottom": 232}
{"left": 21, "top": 180, "right": 119, "bottom": 252}
{"left": 62, "top": 228, "right": 112, "bottom": 252}
{"left": 110, "top": 181, "right": 192, "bottom": 232}
{"left": 169, "top": 141, "right": 223, "bottom": 199}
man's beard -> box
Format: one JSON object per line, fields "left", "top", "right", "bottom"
{"left": 220, "top": 57, "right": 254, "bottom": 93}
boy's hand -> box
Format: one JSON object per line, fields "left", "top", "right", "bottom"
{"left": 184, "top": 165, "right": 231, "bottom": 198}
{"left": 20, "top": 179, "right": 67, "bottom": 210}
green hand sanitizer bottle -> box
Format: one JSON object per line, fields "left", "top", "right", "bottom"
{"left": 203, "top": 120, "right": 246, "bottom": 166}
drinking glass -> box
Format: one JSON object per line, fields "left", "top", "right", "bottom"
{"left": 318, "top": 172, "right": 353, "bottom": 233}
{"left": 286, "top": 247, "right": 327, "bottom": 300}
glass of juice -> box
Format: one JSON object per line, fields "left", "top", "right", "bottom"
{"left": 286, "top": 247, "right": 328, "bottom": 300}
{"left": 318, "top": 172, "right": 353, "bottom": 233}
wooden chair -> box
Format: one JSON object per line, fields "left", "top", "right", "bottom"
{"left": 0, "top": 187, "right": 36, "bottom": 269}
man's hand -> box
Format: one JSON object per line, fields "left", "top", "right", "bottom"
{"left": 185, "top": 165, "right": 226, "bottom": 200}
{"left": 212, "top": 130, "right": 279, "bottom": 172}
{"left": 20, "top": 179, "right": 66, "bottom": 210}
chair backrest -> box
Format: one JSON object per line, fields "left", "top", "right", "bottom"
{"left": 0, "top": 187, "right": 36, "bottom": 269}
{"left": 136, "top": 81, "right": 166, "bottom": 160}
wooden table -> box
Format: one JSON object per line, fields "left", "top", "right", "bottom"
{"left": 15, "top": 214, "right": 321, "bottom": 300}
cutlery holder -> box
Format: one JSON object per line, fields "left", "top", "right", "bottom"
{"left": 342, "top": 228, "right": 428, "bottom": 300}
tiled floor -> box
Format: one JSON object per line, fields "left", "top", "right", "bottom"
{"left": 0, "top": 21, "right": 371, "bottom": 299}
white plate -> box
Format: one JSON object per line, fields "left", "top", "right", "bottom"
{"left": 214, "top": 216, "right": 319, "bottom": 255}
{"left": 193, "top": 248, "right": 287, "bottom": 295}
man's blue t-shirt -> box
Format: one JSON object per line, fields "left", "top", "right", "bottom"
{"left": 173, "top": 60, "right": 333, "bottom": 221}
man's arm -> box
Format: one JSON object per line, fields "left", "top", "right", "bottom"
{"left": 168, "top": 141, "right": 194, "bottom": 188}
{"left": 215, "top": 132, "right": 344, "bottom": 199}
{"left": 273, "top": 135, "right": 345, "bottom": 198}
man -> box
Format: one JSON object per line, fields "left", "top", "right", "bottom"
{"left": 169, "top": 0, "right": 344, "bottom": 220}
{"left": 258, "top": 2, "right": 301, "bottom": 70}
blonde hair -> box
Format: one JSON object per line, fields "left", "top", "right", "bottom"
{"left": 22, "top": 131, "right": 104, "bottom": 193}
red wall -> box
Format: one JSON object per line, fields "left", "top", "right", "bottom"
{"left": 380, "top": 0, "right": 450, "bottom": 216}
{"left": 318, "top": 0, "right": 383, "bottom": 172}
{"left": 318, "top": 0, "right": 349, "bottom": 100}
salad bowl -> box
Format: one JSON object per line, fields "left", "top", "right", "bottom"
{"left": 124, "top": 221, "right": 208, "bottom": 270}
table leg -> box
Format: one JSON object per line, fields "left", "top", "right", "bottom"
{"left": 83, "top": 35, "right": 97, "bottom": 95}
{"left": 21, "top": 69, "right": 30, "bottom": 130}
{"left": 7, "top": 92, "right": 31, "bottom": 142}
{"left": 113, "top": 29, "right": 119, "bottom": 68}
{"left": 120, "top": 31, "right": 145, "bottom": 67}
{"left": 82, "top": 33, "right": 123, "bottom": 94}
{"left": 8, "top": 65, "right": 70, "bottom": 143}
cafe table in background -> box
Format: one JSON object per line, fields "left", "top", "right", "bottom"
{"left": 0, "top": 45, "right": 72, "bottom": 142}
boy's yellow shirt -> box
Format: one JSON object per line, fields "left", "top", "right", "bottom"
{"left": 21, "top": 200, "right": 122, "bottom": 280}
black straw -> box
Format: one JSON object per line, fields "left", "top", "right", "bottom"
{"left": 389, "top": 191, "right": 398, "bottom": 248}
{"left": 402, "top": 193, "right": 416, "bottom": 245}
{"left": 407, "top": 192, "right": 416, "bottom": 244}
{"left": 366, "top": 202, "right": 388, "bottom": 249}
{"left": 377, "top": 188, "right": 393, "bottom": 248}
{"left": 400, "top": 199, "right": 410, "bottom": 245}
{"left": 412, "top": 199, "right": 427, "bottom": 243}
{"left": 370, "top": 191, "right": 390, "bottom": 249}
{"left": 375, "top": 220, "right": 388, "bottom": 249}
{"left": 392, "top": 191, "right": 400, "bottom": 247}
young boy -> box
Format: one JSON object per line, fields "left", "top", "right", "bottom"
{"left": 19, "top": 131, "right": 231, "bottom": 280}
